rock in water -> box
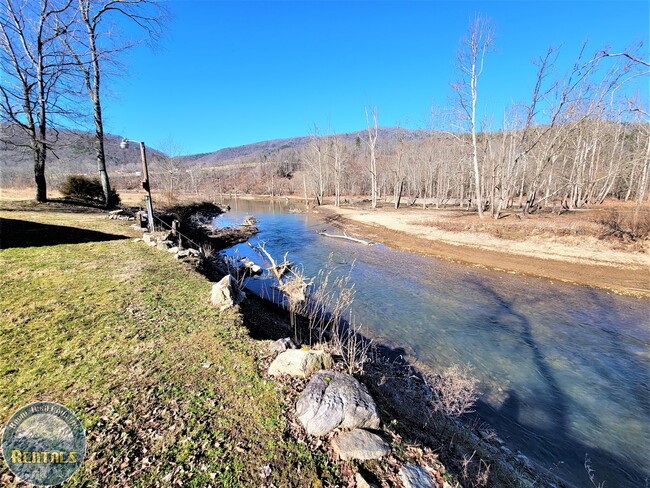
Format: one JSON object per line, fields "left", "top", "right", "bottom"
{"left": 268, "top": 349, "right": 332, "bottom": 378}
{"left": 210, "top": 275, "right": 245, "bottom": 311}
{"left": 399, "top": 465, "right": 435, "bottom": 488}
{"left": 296, "top": 370, "right": 380, "bottom": 436}
{"left": 332, "top": 429, "right": 390, "bottom": 460}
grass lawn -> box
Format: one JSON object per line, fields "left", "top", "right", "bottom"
{"left": 0, "top": 201, "right": 330, "bottom": 487}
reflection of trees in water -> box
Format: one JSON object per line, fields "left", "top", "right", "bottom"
{"left": 222, "top": 203, "right": 649, "bottom": 486}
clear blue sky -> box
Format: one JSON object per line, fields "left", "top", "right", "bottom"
{"left": 101, "top": 0, "right": 649, "bottom": 155}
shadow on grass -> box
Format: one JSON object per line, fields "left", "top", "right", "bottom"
{"left": 0, "top": 217, "right": 128, "bottom": 249}
{"left": 0, "top": 198, "right": 114, "bottom": 214}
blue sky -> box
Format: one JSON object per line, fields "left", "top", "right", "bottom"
{"left": 101, "top": 1, "right": 649, "bottom": 155}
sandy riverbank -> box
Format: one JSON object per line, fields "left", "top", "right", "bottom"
{"left": 317, "top": 205, "right": 650, "bottom": 297}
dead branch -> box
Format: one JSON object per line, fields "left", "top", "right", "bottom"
{"left": 248, "top": 241, "right": 293, "bottom": 280}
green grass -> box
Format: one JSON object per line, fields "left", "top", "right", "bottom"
{"left": 0, "top": 202, "right": 325, "bottom": 487}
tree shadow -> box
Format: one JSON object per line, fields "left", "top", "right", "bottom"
{"left": 465, "top": 278, "right": 649, "bottom": 488}
{"left": 213, "top": 245, "right": 649, "bottom": 487}
{"left": 0, "top": 218, "right": 128, "bottom": 249}
{"left": 0, "top": 198, "right": 111, "bottom": 214}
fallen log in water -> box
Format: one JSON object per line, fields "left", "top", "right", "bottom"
{"left": 319, "top": 231, "right": 373, "bottom": 246}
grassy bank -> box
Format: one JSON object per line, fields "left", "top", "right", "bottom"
{"left": 0, "top": 201, "right": 330, "bottom": 486}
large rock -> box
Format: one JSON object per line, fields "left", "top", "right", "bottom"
{"left": 268, "top": 349, "right": 332, "bottom": 378}
{"left": 268, "top": 337, "right": 297, "bottom": 354}
{"left": 355, "top": 473, "right": 375, "bottom": 488}
{"left": 210, "top": 275, "right": 245, "bottom": 311}
{"left": 157, "top": 240, "right": 173, "bottom": 250}
{"left": 399, "top": 465, "right": 435, "bottom": 488}
{"left": 296, "top": 370, "right": 380, "bottom": 436}
{"left": 331, "top": 429, "right": 389, "bottom": 460}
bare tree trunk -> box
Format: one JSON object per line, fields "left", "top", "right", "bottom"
{"left": 452, "top": 15, "right": 494, "bottom": 218}
{"left": 365, "top": 107, "right": 379, "bottom": 208}
{"left": 634, "top": 134, "right": 650, "bottom": 223}
{"left": 0, "top": 1, "right": 74, "bottom": 202}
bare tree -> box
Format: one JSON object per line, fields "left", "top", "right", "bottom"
{"left": 364, "top": 106, "right": 379, "bottom": 208}
{"left": 303, "top": 125, "right": 326, "bottom": 205}
{"left": 63, "top": 0, "right": 163, "bottom": 207}
{"left": 452, "top": 14, "right": 495, "bottom": 218}
{"left": 328, "top": 132, "right": 346, "bottom": 206}
{"left": 0, "top": 0, "right": 75, "bottom": 201}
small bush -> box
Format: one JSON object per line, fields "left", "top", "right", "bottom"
{"left": 426, "top": 364, "right": 479, "bottom": 418}
{"left": 597, "top": 209, "right": 650, "bottom": 242}
{"left": 60, "top": 175, "right": 120, "bottom": 207}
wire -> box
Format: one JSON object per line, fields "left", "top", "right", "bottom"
{"left": 151, "top": 213, "right": 206, "bottom": 251}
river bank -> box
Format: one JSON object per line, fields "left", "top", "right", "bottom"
{"left": 213, "top": 196, "right": 649, "bottom": 488}
{"left": 0, "top": 198, "right": 562, "bottom": 487}
{"left": 0, "top": 199, "right": 333, "bottom": 486}
{"left": 315, "top": 204, "right": 650, "bottom": 297}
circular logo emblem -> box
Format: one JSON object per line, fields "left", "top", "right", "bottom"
{"left": 2, "top": 402, "right": 86, "bottom": 486}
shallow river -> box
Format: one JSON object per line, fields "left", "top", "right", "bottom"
{"left": 214, "top": 199, "right": 649, "bottom": 488}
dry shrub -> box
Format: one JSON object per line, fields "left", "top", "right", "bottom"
{"left": 426, "top": 364, "right": 479, "bottom": 418}
{"left": 250, "top": 246, "right": 371, "bottom": 373}
{"left": 597, "top": 209, "right": 650, "bottom": 242}
{"left": 60, "top": 174, "right": 120, "bottom": 206}
{"left": 461, "top": 451, "right": 491, "bottom": 488}
{"left": 331, "top": 315, "right": 373, "bottom": 375}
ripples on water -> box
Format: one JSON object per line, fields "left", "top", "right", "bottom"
{"left": 215, "top": 199, "right": 649, "bottom": 487}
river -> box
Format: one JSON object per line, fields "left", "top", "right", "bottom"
{"left": 213, "top": 198, "right": 649, "bottom": 488}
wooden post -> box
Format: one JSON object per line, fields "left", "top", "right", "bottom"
{"left": 140, "top": 142, "right": 154, "bottom": 232}
{"left": 172, "top": 219, "right": 182, "bottom": 249}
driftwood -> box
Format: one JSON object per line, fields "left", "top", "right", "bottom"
{"left": 319, "top": 231, "right": 373, "bottom": 246}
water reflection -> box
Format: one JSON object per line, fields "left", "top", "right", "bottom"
{"left": 214, "top": 198, "right": 650, "bottom": 487}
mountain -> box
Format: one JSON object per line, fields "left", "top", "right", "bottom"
{"left": 0, "top": 124, "right": 430, "bottom": 187}
{"left": 178, "top": 127, "right": 429, "bottom": 166}
{"left": 0, "top": 124, "right": 165, "bottom": 187}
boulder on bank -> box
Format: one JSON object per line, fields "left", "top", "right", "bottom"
{"left": 240, "top": 257, "right": 262, "bottom": 276}
{"left": 268, "top": 337, "right": 297, "bottom": 355}
{"left": 210, "top": 275, "right": 245, "bottom": 311}
{"left": 268, "top": 349, "right": 332, "bottom": 378}
{"left": 399, "top": 464, "right": 435, "bottom": 488}
{"left": 331, "top": 429, "right": 389, "bottom": 460}
{"left": 355, "top": 473, "right": 377, "bottom": 488}
{"left": 296, "top": 370, "right": 380, "bottom": 436}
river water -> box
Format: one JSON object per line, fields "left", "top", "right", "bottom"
{"left": 213, "top": 198, "right": 649, "bottom": 488}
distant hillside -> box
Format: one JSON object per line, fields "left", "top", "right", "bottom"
{"left": 180, "top": 136, "right": 311, "bottom": 165}
{"left": 0, "top": 124, "right": 165, "bottom": 188}
{"left": 0, "top": 123, "right": 429, "bottom": 189}
{"left": 179, "top": 127, "right": 429, "bottom": 166}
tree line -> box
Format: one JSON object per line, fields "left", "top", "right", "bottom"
{"left": 204, "top": 16, "right": 648, "bottom": 219}
{"left": 0, "top": 0, "right": 163, "bottom": 205}
{"left": 2, "top": 7, "right": 647, "bottom": 218}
